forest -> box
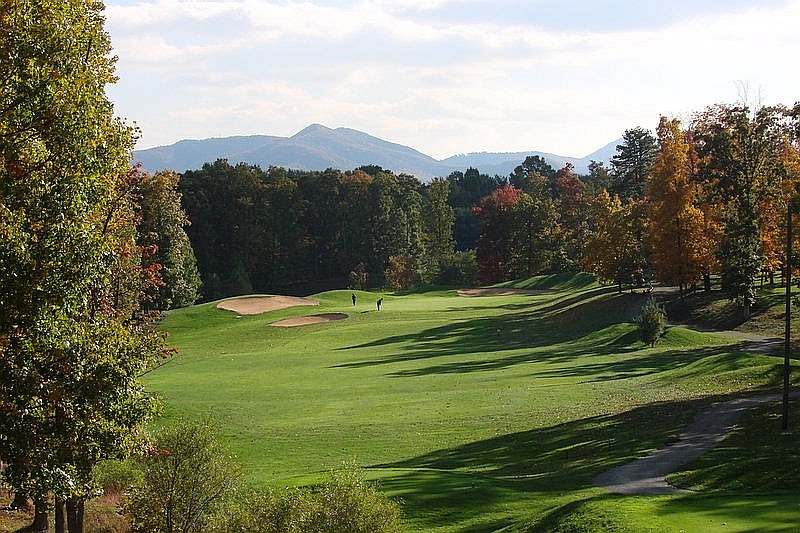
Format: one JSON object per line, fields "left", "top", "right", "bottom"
{"left": 155, "top": 103, "right": 800, "bottom": 317}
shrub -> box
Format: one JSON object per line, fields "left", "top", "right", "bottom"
{"left": 126, "top": 419, "right": 240, "bottom": 533}
{"left": 213, "top": 462, "right": 403, "bottom": 533}
{"left": 310, "top": 462, "right": 403, "bottom": 532}
{"left": 93, "top": 459, "right": 143, "bottom": 496}
{"left": 636, "top": 297, "right": 667, "bottom": 347}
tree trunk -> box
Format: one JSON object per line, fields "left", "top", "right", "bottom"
{"left": 704, "top": 272, "right": 711, "bottom": 292}
{"left": 66, "top": 498, "right": 85, "bottom": 533}
{"left": 55, "top": 499, "right": 67, "bottom": 533}
{"left": 25, "top": 497, "right": 48, "bottom": 532}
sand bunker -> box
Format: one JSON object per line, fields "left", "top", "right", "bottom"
{"left": 270, "top": 313, "right": 349, "bottom": 327}
{"left": 216, "top": 295, "right": 319, "bottom": 315}
{"left": 457, "top": 288, "right": 554, "bottom": 297}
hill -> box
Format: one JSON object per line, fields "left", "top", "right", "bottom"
{"left": 132, "top": 124, "right": 618, "bottom": 178}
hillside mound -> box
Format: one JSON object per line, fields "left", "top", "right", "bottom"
{"left": 270, "top": 313, "right": 348, "bottom": 327}
{"left": 216, "top": 295, "right": 319, "bottom": 315}
{"left": 457, "top": 288, "right": 554, "bottom": 297}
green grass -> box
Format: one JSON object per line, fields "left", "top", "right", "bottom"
{"left": 529, "top": 493, "right": 800, "bottom": 532}
{"left": 148, "top": 277, "right": 798, "bottom": 531}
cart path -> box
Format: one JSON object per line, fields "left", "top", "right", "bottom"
{"left": 599, "top": 287, "right": 789, "bottom": 494}
{"left": 594, "top": 392, "right": 798, "bottom": 494}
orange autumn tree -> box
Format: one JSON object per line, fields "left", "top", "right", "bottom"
{"left": 781, "top": 136, "right": 800, "bottom": 279}
{"left": 583, "top": 190, "right": 645, "bottom": 290}
{"left": 646, "top": 117, "right": 713, "bottom": 297}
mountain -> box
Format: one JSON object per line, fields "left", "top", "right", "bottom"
{"left": 132, "top": 124, "right": 618, "bottom": 179}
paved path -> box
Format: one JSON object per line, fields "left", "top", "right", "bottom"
{"left": 594, "top": 393, "right": 795, "bottom": 494}
{"left": 596, "top": 286, "right": 791, "bottom": 494}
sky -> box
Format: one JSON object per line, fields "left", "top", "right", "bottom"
{"left": 104, "top": 0, "right": 800, "bottom": 160}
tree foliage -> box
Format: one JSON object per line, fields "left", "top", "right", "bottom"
{"left": 0, "top": 1, "right": 165, "bottom": 531}
{"left": 446, "top": 168, "right": 504, "bottom": 251}
{"left": 611, "top": 127, "right": 658, "bottom": 201}
{"left": 472, "top": 184, "right": 523, "bottom": 283}
{"left": 636, "top": 297, "right": 667, "bottom": 347}
{"left": 421, "top": 178, "right": 455, "bottom": 281}
{"left": 646, "top": 117, "right": 712, "bottom": 294}
{"left": 553, "top": 163, "right": 589, "bottom": 270}
{"left": 692, "top": 104, "right": 792, "bottom": 313}
{"left": 137, "top": 170, "right": 201, "bottom": 310}
{"left": 215, "top": 462, "right": 403, "bottom": 533}
{"left": 127, "top": 419, "right": 241, "bottom": 533}
{"left": 384, "top": 254, "right": 420, "bottom": 291}
{"left": 583, "top": 192, "right": 645, "bottom": 289}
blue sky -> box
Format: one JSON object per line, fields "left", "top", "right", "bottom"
{"left": 104, "top": 0, "right": 799, "bottom": 159}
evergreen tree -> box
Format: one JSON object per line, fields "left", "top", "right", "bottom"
{"left": 610, "top": 127, "right": 658, "bottom": 201}
{"left": 636, "top": 297, "right": 667, "bottom": 347}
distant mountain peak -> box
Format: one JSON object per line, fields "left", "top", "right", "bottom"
{"left": 292, "top": 123, "right": 334, "bottom": 137}
{"left": 133, "top": 124, "right": 617, "bottom": 178}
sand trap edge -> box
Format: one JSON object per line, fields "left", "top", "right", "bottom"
{"left": 270, "top": 313, "right": 349, "bottom": 327}
{"left": 216, "top": 295, "right": 319, "bottom": 315}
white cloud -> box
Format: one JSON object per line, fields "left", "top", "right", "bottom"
{"left": 105, "top": 0, "right": 800, "bottom": 159}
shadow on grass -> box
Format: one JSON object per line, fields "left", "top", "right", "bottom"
{"left": 371, "top": 394, "right": 759, "bottom": 532}
{"left": 528, "top": 491, "right": 800, "bottom": 533}
{"left": 667, "top": 397, "right": 800, "bottom": 493}
{"left": 334, "top": 290, "right": 652, "bottom": 376}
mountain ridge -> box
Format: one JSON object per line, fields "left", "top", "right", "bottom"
{"left": 133, "top": 124, "right": 619, "bottom": 178}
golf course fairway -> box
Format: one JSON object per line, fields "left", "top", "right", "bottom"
{"left": 148, "top": 274, "right": 800, "bottom": 531}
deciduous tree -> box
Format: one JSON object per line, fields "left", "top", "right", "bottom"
{"left": 583, "top": 191, "right": 645, "bottom": 290}
{"left": 553, "top": 163, "right": 588, "bottom": 270}
{"left": 693, "top": 104, "right": 792, "bottom": 315}
{"left": 646, "top": 117, "right": 708, "bottom": 297}
{"left": 137, "top": 170, "right": 201, "bottom": 310}
{"left": 0, "top": 2, "right": 166, "bottom": 531}
{"left": 473, "top": 184, "right": 523, "bottom": 283}
{"left": 421, "top": 178, "right": 455, "bottom": 281}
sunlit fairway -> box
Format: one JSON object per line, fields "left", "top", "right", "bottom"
{"left": 148, "top": 274, "right": 799, "bottom": 532}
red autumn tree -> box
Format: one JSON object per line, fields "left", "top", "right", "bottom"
{"left": 472, "top": 184, "right": 523, "bottom": 283}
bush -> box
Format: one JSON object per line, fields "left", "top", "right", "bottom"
{"left": 93, "top": 459, "right": 143, "bottom": 496}
{"left": 636, "top": 297, "right": 667, "bottom": 347}
{"left": 213, "top": 462, "right": 403, "bottom": 533}
{"left": 349, "top": 263, "right": 369, "bottom": 290}
{"left": 126, "top": 419, "right": 240, "bottom": 533}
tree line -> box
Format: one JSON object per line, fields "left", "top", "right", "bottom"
{"left": 172, "top": 102, "right": 800, "bottom": 319}
{"left": 465, "top": 105, "right": 800, "bottom": 317}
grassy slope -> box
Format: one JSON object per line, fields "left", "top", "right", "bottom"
{"left": 149, "top": 279, "right": 794, "bottom": 532}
